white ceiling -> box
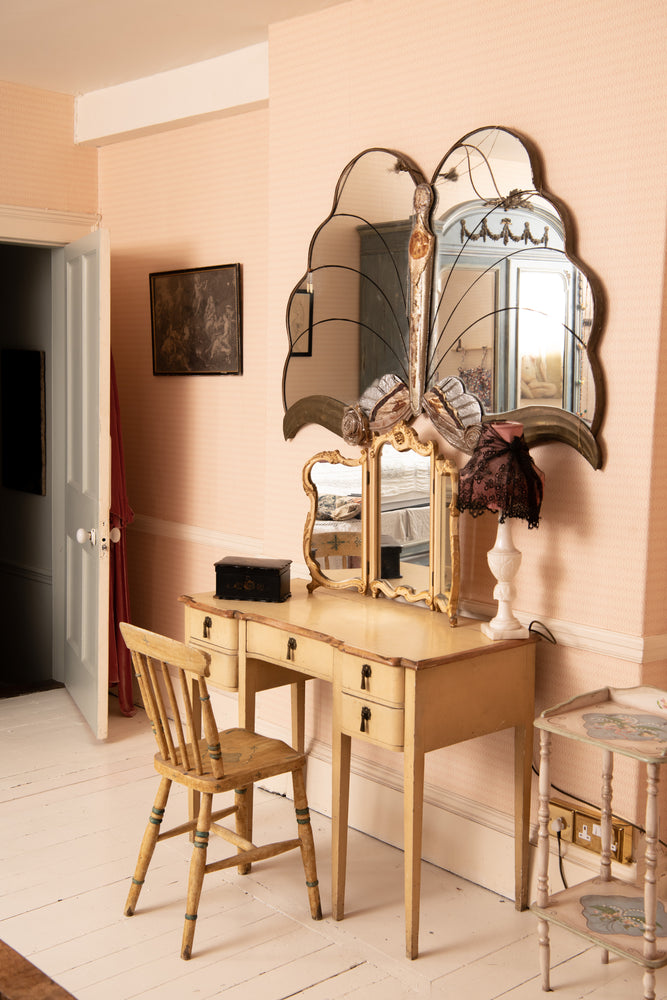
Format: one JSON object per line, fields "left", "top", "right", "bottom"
{"left": 0, "top": 0, "right": 347, "bottom": 96}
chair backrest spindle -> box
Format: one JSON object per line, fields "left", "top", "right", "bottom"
{"left": 146, "top": 656, "right": 178, "bottom": 763}
{"left": 130, "top": 650, "right": 171, "bottom": 761}
{"left": 178, "top": 669, "right": 203, "bottom": 773}
{"left": 159, "top": 661, "right": 192, "bottom": 770}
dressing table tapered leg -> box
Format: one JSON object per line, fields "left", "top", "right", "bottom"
{"left": 404, "top": 739, "right": 425, "bottom": 960}
{"left": 291, "top": 680, "right": 306, "bottom": 753}
{"left": 332, "top": 730, "right": 351, "bottom": 921}
{"left": 403, "top": 670, "right": 426, "bottom": 959}
{"left": 238, "top": 638, "right": 256, "bottom": 875}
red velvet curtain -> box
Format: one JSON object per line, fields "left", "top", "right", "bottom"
{"left": 108, "top": 353, "right": 135, "bottom": 716}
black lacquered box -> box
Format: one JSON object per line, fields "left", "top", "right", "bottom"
{"left": 215, "top": 556, "right": 292, "bottom": 602}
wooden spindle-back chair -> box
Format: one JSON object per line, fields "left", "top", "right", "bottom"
{"left": 119, "top": 622, "right": 322, "bottom": 960}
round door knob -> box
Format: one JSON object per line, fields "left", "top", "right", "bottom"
{"left": 109, "top": 527, "right": 121, "bottom": 543}
{"left": 76, "top": 528, "right": 96, "bottom": 545}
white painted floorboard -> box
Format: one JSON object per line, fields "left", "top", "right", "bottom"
{"left": 1, "top": 689, "right": 666, "bottom": 999}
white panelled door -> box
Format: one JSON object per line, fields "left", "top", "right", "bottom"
{"left": 52, "top": 230, "right": 111, "bottom": 739}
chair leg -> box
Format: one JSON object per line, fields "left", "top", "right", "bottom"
{"left": 125, "top": 776, "right": 171, "bottom": 917}
{"left": 181, "top": 792, "right": 213, "bottom": 960}
{"left": 292, "top": 767, "right": 322, "bottom": 921}
{"left": 234, "top": 785, "right": 251, "bottom": 875}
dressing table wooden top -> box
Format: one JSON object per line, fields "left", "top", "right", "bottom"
{"left": 180, "top": 578, "right": 533, "bottom": 670}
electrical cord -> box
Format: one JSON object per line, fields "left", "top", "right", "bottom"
{"left": 528, "top": 620, "right": 557, "bottom": 643}
{"left": 556, "top": 828, "right": 568, "bottom": 889}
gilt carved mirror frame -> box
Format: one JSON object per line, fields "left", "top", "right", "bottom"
{"left": 367, "top": 422, "right": 459, "bottom": 622}
{"left": 302, "top": 449, "right": 368, "bottom": 595}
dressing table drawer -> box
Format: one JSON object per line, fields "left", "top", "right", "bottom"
{"left": 246, "top": 621, "right": 333, "bottom": 680}
{"left": 188, "top": 642, "right": 238, "bottom": 690}
{"left": 185, "top": 608, "right": 239, "bottom": 690}
{"left": 186, "top": 607, "right": 238, "bottom": 651}
{"left": 336, "top": 650, "right": 404, "bottom": 706}
{"left": 340, "top": 692, "right": 404, "bottom": 749}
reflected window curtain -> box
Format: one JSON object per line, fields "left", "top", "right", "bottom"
{"left": 109, "top": 352, "right": 135, "bottom": 716}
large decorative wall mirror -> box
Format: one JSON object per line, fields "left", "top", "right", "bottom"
{"left": 283, "top": 126, "right": 606, "bottom": 468}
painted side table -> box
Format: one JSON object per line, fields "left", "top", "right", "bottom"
{"left": 532, "top": 686, "right": 667, "bottom": 1000}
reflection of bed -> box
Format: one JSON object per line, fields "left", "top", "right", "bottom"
{"left": 310, "top": 462, "right": 364, "bottom": 569}
{"left": 379, "top": 448, "right": 430, "bottom": 564}
{"left": 311, "top": 451, "right": 431, "bottom": 569}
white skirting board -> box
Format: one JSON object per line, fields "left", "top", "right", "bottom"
{"left": 253, "top": 726, "right": 634, "bottom": 902}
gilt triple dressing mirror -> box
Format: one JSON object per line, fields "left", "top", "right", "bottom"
{"left": 303, "top": 423, "right": 459, "bottom": 623}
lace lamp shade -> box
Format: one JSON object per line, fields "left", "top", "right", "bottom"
{"left": 458, "top": 422, "right": 544, "bottom": 528}
{"left": 458, "top": 421, "right": 545, "bottom": 640}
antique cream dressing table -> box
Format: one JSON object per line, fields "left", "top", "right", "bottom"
{"left": 180, "top": 580, "right": 536, "bottom": 959}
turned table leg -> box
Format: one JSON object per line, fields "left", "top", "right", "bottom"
{"left": 642, "top": 762, "right": 660, "bottom": 1000}
{"left": 536, "top": 729, "right": 552, "bottom": 991}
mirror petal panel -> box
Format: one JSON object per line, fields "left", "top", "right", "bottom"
{"left": 428, "top": 126, "right": 605, "bottom": 465}
{"left": 283, "top": 148, "right": 424, "bottom": 414}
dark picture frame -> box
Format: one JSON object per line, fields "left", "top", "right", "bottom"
{"left": 150, "top": 263, "right": 242, "bottom": 375}
{"left": 289, "top": 286, "right": 313, "bottom": 357}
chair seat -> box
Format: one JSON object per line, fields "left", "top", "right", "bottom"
{"left": 154, "top": 727, "right": 307, "bottom": 793}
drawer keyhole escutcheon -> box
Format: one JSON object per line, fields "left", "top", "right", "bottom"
{"left": 203, "top": 616, "right": 212, "bottom": 639}
{"left": 286, "top": 636, "right": 297, "bottom": 660}
{"left": 360, "top": 706, "right": 371, "bottom": 732}
{"left": 361, "top": 664, "right": 372, "bottom": 689}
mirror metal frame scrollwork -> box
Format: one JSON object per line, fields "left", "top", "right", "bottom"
{"left": 283, "top": 126, "right": 606, "bottom": 469}
{"left": 302, "top": 449, "right": 368, "bottom": 595}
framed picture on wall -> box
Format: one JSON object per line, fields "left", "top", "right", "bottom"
{"left": 149, "top": 263, "right": 242, "bottom": 375}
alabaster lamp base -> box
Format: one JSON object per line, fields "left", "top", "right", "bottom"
{"left": 481, "top": 516, "right": 530, "bottom": 641}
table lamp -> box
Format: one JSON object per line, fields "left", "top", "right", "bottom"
{"left": 458, "top": 421, "right": 544, "bottom": 640}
